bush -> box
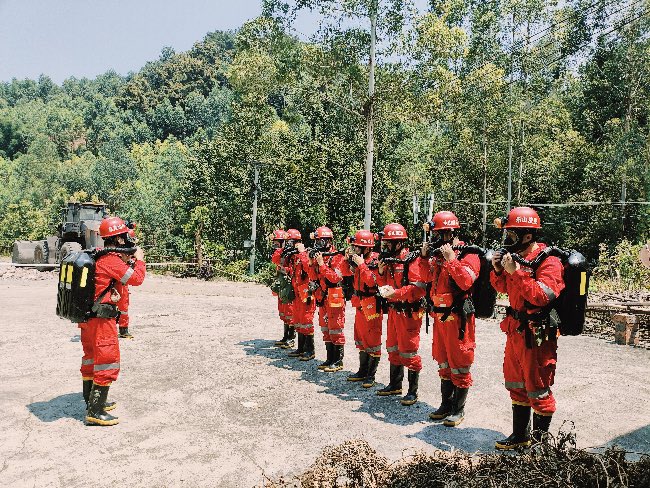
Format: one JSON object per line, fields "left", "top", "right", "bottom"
{"left": 592, "top": 240, "right": 650, "bottom": 292}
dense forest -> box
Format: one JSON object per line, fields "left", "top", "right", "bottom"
{"left": 0, "top": 0, "right": 648, "bottom": 273}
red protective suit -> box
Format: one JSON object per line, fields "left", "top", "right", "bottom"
{"left": 350, "top": 252, "right": 382, "bottom": 357}
{"left": 79, "top": 253, "right": 146, "bottom": 386}
{"left": 289, "top": 251, "right": 316, "bottom": 335}
{"left": 377, "top": 249, "right": 426, "bottom": 371}
{"left": 490, "top": 243, "right": 565, "bottom": 415}
{"left": 419, "top": 244, "right": 480, "bottom": 388}
{"left": 314, "top": 252, "right": 351, "bottom": 346}
{"left": 271, "top": 249, "right": 294, "bottom": 325}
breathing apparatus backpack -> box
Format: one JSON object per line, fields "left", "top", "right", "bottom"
{"left": 514, "top": 246, "right": 590, "bottom": 336}
{"left": 468, "top": 248, "right": 498, "bottom": 319}
{"left": 56, "top": 247, "right": 136, "bottom": 323}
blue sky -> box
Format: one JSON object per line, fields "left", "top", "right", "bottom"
{"left": 0, "top": 0, "right": 429, "bottom": 84}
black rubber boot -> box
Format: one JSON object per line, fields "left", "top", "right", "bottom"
{"left": 532, "top": 413, "right": 553, "bottom": 443}
{"left": 85, "top": 384, "right": 119, "bottom": 426}
{"left": 118, "top": 327, "right": 133, "bottom": 339}
{"left": 288, "top": 332, "right": 305, "bottom": 357}
{"left": 495, "top": 404, "right": 532, "bottom": 450}
{"left": 324, "top": 345, "right": 344, "bottom": 372}
{"left": 281, "top": 326, "right": 296, "bottom": 349}
{"left": 300, "top": 334, "right": 316, "bottom": 361}
{"left": 83, "top": 379, "right": 116, "bottom": 411}
{"left": 362, "top": 355, "right": 380, "bottom": 388}
{"left": 444, "top": 387, "right": 469, "bottom": 426}
{"left": 318, "top": 342, "right": 334, "bottom": 370}
{"left": 275, "top": 323, "right": 290, "bottom": 347}
{"left": 429, "top": 379, "right": 455, "bottom": 420}
{"left": 401, "top": 370, "right": 420, "bottom": 406}
{"left": 347, "top": 351, "right": 369, "bottom": 381}
{"left": 376, "top": 364, "right": 404, "bottom": 396}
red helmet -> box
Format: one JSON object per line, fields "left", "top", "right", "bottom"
{"left": 500, "top": 207, "right": 541, "bottom": 229}
{"left": 382, "top": 223, "right": 408, "bottom": 240}
{"left": 311, "top": 226, "right": 333, "bottom": 239}
{"left": 99, "top": 216, "right": 128, "bottom": 238}
{"left": 286, "top": 229, "right": 302, "bottom": 240}
{"left": 431, "top": 211, "right": 460, "bottom": 230}
{"left": 351, "top": 230, "right": 375, "bottom": 247}
{"left": 271, "top": 229, "right": 287, "bottom": 241}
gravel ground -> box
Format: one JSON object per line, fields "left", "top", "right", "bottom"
{"left": 0, "top": 268, "right": 648, "bottom": 487}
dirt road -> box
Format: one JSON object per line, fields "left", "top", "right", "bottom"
{"left": 1, "top": 270, "right": 648, "bottom": 487}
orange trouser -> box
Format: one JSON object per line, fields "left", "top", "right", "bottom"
{"left": 80, "top": 317, "right": 121, "bottom": 386}
{"left": 385, "top": 308, "right": 423, "bottom": 371}
{"left": 503, "top": 331, "right": 557, "bottom": 415}
{"left": 291, "top": 297, "right": 316, "bottom": 335}
{"left": 431, "top": 312, "right": 476, "bottom": 388}
{"left": 353, "top": 308, "right": 382, "bottom": 356}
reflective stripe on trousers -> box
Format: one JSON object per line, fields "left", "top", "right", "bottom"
{"left": 94, "top": 362, "right": 120, "bottom": 371}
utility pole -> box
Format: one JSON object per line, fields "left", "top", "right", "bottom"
{"left": 363, "top": 3, "right": 377, "bottom": 230}
{"left": 507, "top": 120, "right": 513, "bottom": 212}
{"left": 248, "top": 163, "right": 260, "bottom": 276}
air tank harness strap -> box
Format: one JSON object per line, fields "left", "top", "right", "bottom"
{"left": 431, "top": 294, "right": 475, "bottom": 340}
{"left": 505, "top": 306, "right": 557, "bottom": 348}
{"left": 89, "top": 279, "right": 118, "bottom": 319}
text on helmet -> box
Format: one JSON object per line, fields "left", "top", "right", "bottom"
{"left": 515, "top": 216, "right": 538, "bottom": 224}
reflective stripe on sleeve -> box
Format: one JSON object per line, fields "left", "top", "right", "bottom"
{"left": 329, "top": 328, "right": 343, "bottom": 335}
{"left": 411, "top": 281, "right": 427, "bottom": 289}
{"left": 82, "top": 359, "right": 94, "bottom": 365}
{"left": 335, "top": 269, "right": 343, "bottom": 279}
{"left": 536, "top": 281, "right": 556, "bottom": 301}
{"left": 386, "top": 345, "right": 399, "bottom": 353}
{"left": 464, "top": 266, "right": 478, "bottom": 282}
{"left": 366, "top": 345, "right": 381, "bottom": 353}
{"left": 94, "top": 362, "right": 120, "bottom": 371}
{"left": 120, "top": 268, "right": 134, "bottom": 284}
{"left": 505, "top": 381, "right": 526, "bottom": 389}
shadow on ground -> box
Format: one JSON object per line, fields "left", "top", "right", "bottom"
{"left": 242, "top": 338, "right": 458, "bottom": 429}
{"left": 411, "top": 424, "right": 505, "bottom": 453}
{"left": 27, "top": 392, "right": 85, "bottom": 423}
{"left": 601, "top": 425, "right": 650, "bottom": 459}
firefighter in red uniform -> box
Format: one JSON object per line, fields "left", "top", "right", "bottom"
{"left": 117, "top": 228, "right": 137, "bottom": 339}
{"left": 284, "top": 229, "right": 317, "bottom": 361}
{"left": 376, "top": 223, "right": 426, "bottom": 405}
{"left": 270, "top": 230, "right": 296, "bottom": 349}
{"left": 419, "top": 211, "right": 480, "bottom": 426}
{"left": 490, "top": 207, "right": 565, "bottom": 449}
{"left": 345, "top": 230, "right": 383, "bottom": 387}
{"left": 80, "top": 216, "right": 146, "bottom": 426}
{"left": 310, "top": 226, "right": 351, "bottom": 372}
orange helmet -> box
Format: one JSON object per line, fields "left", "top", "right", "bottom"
{"left": 311, "top": 226, "right": 333, "bottom": 240}
{"left": 350, "top": 230, "right": 375, "bottom": 247}
{"left": 496, "top": 207, "right": 541, "bottom": 229}
{"left": 286, "top": 229, "right": 302, "bottom": 240}
{"left": 271, "top": 229, "right": 287, "bottom": 241}
{"left": 431, "top": 211, "right": 460, "bottom": 230}
{"left": 382, "top": 223, "right": 408, "bottom": 240}
{"left": 99, "top": 216, "right": 128, "bottom": 238}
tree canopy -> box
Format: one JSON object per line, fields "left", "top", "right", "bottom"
{"left": 1, "top": 0, "right": 648, "bottom": 267}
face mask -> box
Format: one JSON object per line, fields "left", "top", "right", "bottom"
{"left": 503, "top": 229, "right": 530, "bottom": 253}
{"left": 314, "top": 238, "right": 331, "bottom": 251}
{"left": 380, "top": 241, "right": 402, "bottom": 258}
{"left": 429, "top": 230, "right": 452, "bottom": 249}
